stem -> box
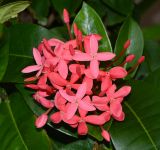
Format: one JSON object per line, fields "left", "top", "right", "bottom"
{"left": 67, "top": 23, "right": 73, "bottom": 40}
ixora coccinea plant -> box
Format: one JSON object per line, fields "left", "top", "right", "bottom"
{"left": 21, "top": 8, "right": 144, "bottom": 142}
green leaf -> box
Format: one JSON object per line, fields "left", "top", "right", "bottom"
{"left": 110, "top": 68, "right": 160, "bottom": 149}
{"left": 0, "top": 92, "right": 52, "bottom": 150}
{"left": 105, "top": 7, "right": 125, "bottom": 26}
{"left": 114, "top": 18, "right": 144, "bottom": 77}
{"left": 0, "top": 24, "right": 9, "bottom": 81}
{"left": 50, "top": 26, "right": 69, "bottom": 41}
{"left": 31, "top": 0, "right": 50, "bottom": 26}
{"left": 102, "top": 0, "right": 134, "bottom": 15}
{"left": 0, "top": 87, "right": 7, "bottom": 103}
{"left": 143, "top": 25, "right": 160, "bottom": 40}
{"left": 87, "top": 0, "right": 125, "bottom": 26}
{"left": 50, "top": 0, "right": 82, "bottom": 16}
{"left": 1, "top": 24, "right": 63, "bottom": 83}
{"left": 0, "top": 1, "right": 30, "bottom": 23}
{"left": 86, "top": 0, "right": 108, "bottom": 18}
{"left": 16, "top": 84, "right": 78, "bottom": 138}
{"left": 52, "top": 137, "right": 94, "bottom": 150}
{"left": 73, "top": 2, "right": 112, "bottom": 52}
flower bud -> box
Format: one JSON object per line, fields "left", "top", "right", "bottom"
{"left": 126, "top": 54, "right": 135, "bottom": 63}
{"left": 138, "top": 56, "right": 145, "bottom": 64}
{"left": 63, "top": 9, "right": 70, "bottom": 23}
{"left": 35, "top": 114, "right": 48, "bottom": 128}
{"left": 101, "top": 129, "right": 110, "bottom": 142}
{"left": 123, "top": 39, "right": 131, "bottom": 49}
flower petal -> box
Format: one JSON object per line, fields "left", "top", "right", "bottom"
{"left": 73, "top": 51, "right": 91, "bottom": 61}
{"left": 110, "top": 101, "right": 122, "bottom": 117}
{"left": 33, "top": 48, "right": 42, "bottom": 65}
{"left": 50, "top": 112, "right": 62, "bottom": 124}
{"left": 78, "top": 97, "right": 95, "bottom": 111}
{"left": 59, "top": 90, "right": 75, "bottom": 103}
{"left": 38, "top": 97, "right": 54, "bottom": 108}
{"left": 101, "top": 76, "right": 112, "bottom": 92}
{"left": 114, "top": 86, "right": 131, "bottom": 98}
{"left": 67, "top": 103, "right": 78, "bottom": 119}
{"left": 58, "top": 60, "right": 68, "bottom": 79}
{"left": 48, "top": 38, "right": 64, "bottom": 46}
{"left": 92, "top": 96, "right": 109, "bottom": 111}
{"left": 54, "top": 92, "right": 66, "bottom": 109}
{"left": 78, "top": 122, "right": 88, "bottom": 135}
{"left": 84, "top": 37, "right": 90, "bottom": 53}
{"left": 76, "top": 83, "right": 87, "bottom": 99}
{"left": 78, "top": 108, "right": 88, "bottom": 118}
{"left": 90, "top": 59, "right": 99, "bottom": 78}
{"left": 48, "top": 72, "right": 67, "bottom": 86}
{"left": 106, "top": 84, "right": 117, "bottom": 96}
{"left": 97, "top": 52, "right": 115, "bottom": 61}
{"left": 90, "top": 35, "right": 98, "bottom": 54}
{"left": 83, "top": 76, "right": 93, "bottom": 95}
{"left": 112, "top": 111, "right": 125, "bottom": 121}
{"left": 64, "top": 39, "right": 77, "bottom": 49}
{"left": 21, "top": 65, "right": 41, "bottom": 73}
{"left": 85, "top": 114, "right": 106, "bottom": 125}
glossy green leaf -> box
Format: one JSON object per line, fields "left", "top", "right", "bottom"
{"left": 114, "top": 18, "right": 144, "bottom": 77}
{"left": 2, "top": 24, "right": 63, "bottom": 83}
{"left": 102, "top": 0, "right": 134, "bottom": 15}
{"left": 73, "top": 2, "right": 112, "bottom": 52}
{"left": 0, "top": 24, "right": 9, "bottom": 81}
{"left": 0, "top": 1, "right": 30, "bottom": 23}
{"left": 50, "top": 0, "right": 82, "bottom": 16}
{"left": 143, "top": 25, "right": 160, "bottom": 40}
{"left": 16, "top": 84, "right": 78, "bottom": 138}
{"left": 0, "top": 92, "right": 52, "bottom": 150}
{"left": 110, "top": 68, "right": 160, "bottom": 150}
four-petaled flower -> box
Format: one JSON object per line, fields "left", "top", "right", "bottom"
{"left": 73, "top": 35, "right": 115, "bottom": 78}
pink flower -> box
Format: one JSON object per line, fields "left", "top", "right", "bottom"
{"left": 51, "top": 44, "right": 72, "bottom": 79}
{"left": 21, "top": 8, "right": 142, "bottom": 141}
{"left": 73, "top": 35, "right": 115, "bottom": 78}
{"left": 106, "top": 84, "right": 131, "bottom": 119}
{"left": 59, "top": 83, "right": 95, "bottom": 119}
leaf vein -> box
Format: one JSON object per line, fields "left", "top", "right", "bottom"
{"left": 125, "top": 102, "right": 158, "bottom": 150}
{"left": 6, "top": 101, "right": 29, "bottom": 150}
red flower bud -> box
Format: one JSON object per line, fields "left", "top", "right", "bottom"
{"left": 35, "top": 114, "right": 48, "bottom": 128}
{"left": 63, "top": 8, "right": 70, "bottom": 23}
{"left": 123, "top": 39, "right": 131, "bottom": 49}
{"left": 138, "top": 56, "right": 145, "bottom": 64}
{"left": 126, "top": 54, "right": 135, "bottom": 62}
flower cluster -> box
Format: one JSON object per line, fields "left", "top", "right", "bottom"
{"left": 22, "top": 9, "right": 144, "bottom": 142}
